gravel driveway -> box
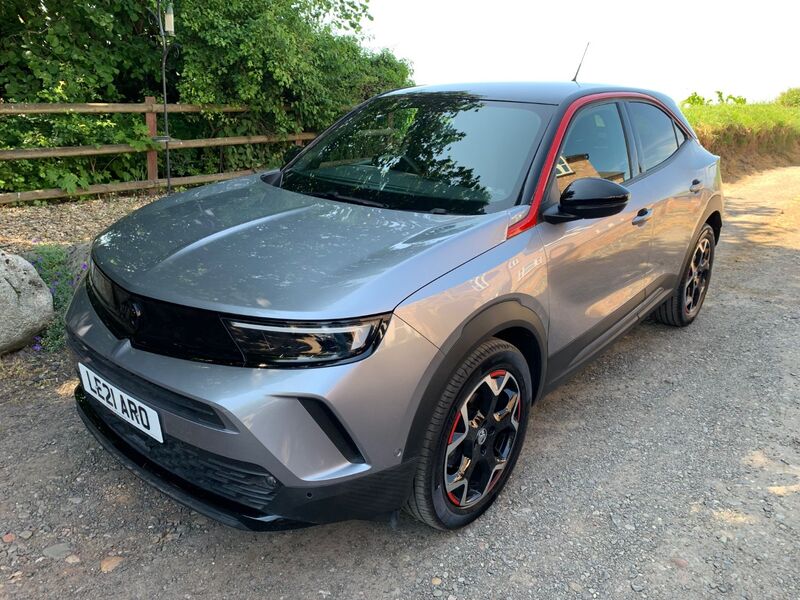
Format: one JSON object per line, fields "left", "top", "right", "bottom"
{"left": 1, "top": 168, "right": 799, "bottom": 599}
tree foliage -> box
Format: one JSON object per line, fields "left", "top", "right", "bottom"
{"left": 0, "top": 0, "right": 412, "bottom": 193}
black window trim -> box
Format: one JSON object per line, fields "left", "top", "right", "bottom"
{"left": 622, "top": 99, "right": 691, "bottom": 183}
{"left": 673, "top": 120, "right": 687, "bottom": 148}
{"left": 617, "top": 100, "right": 640, "bottom": 179}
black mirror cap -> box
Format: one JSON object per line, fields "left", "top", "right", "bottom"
{"left": 259, "top": 169, "right": 282, "bottom": 186}
{"left": 559, "top": 177, "right": 630, "bottom": 219}
{"left": 542, "top": 178, "right": 630, "bottom": 224}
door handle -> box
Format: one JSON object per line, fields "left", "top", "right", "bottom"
{"left": 632, "top": 207, "right": 653, "bottom": 226}
{"left": 689, "top": 179, "right": 704, "bottom": 193}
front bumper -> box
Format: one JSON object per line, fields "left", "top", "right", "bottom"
{"left": 66, "top": 282, "right": 437, "bottom": 529}
{"left": 75, "top": 386, "right": 416, "bottom": 529}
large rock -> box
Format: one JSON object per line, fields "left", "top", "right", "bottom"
{"left": 0, "top": 250, "right": 54, "bottom": 355}
{"left": 65, "top": 242, "right": 91, "bottom": 277}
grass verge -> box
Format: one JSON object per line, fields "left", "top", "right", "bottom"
{"left": 684, "top": 103, "right": 800, "bottom": 179}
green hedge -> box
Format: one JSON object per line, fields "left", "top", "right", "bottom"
{"left": 0, "top": 0, "right": 412, "bottom": 194}
{"left": 684, "top": 103, "right": 800, "bottom": 156}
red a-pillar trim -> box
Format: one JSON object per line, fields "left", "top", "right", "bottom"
{"left": 506, "top": 91, "right": 694, "bottom": 238}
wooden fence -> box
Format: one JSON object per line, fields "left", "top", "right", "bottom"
{"left": 0, "top": 99, "right": 315, "bottom": 204}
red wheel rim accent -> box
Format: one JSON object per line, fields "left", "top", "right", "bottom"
{"left": 443, "top": 369, "right": 522, "bottom": 507}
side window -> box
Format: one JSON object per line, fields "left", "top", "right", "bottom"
{"left": 555, "top": 103, "right": 630, "bottom": 194}
{"left": 628, "top": 102, "right": 679, "bottom": 171}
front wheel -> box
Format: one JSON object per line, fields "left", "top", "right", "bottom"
{"left": 653, "top": 224, "right": 716, "bottom": 327}
{"left": 405, "top": 338, "right": 532, "bottom": 530}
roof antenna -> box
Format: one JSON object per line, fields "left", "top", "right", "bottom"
{"left": 572, "top": 42, "right": 590, "bottom": 82}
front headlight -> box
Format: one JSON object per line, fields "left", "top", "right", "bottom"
{"left": 224, "top": 315, "right": 390, "bottom": 367}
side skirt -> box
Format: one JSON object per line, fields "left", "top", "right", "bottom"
{"left": 543, "top": 286, "right": 673, "bottom": 393}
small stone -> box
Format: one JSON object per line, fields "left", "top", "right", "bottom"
{"left": 2, "top": 533, "right": 16, "bottom": 544}
{"left": 43, "top": 543, "right": 72, "bottom": 560}
{"left": 65, "top": 554, "right": 81, "bottom": 564}
{"left": 569, "top": 581, "right": 584, "bottom": 592}
{"left": 18, "top": 531, "right": 33, "bottom": 540}
{"left": 671, "top": 557, "right": 689, "bottom": 569}
{"left": 67, "top": 497, "right": 82, "bottom": 505}
{"left": 631, "top": 578, "right": 646, "bottom": 592}
{"left": 100, "top": 556, "right": 124, "bottom": 573}
{"left": 431, "top": 577, "right": 442, "bottom": 586}
{"left": 432, "top": 591, "right": 443, "bottom": 598}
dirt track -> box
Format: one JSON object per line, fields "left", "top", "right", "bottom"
{"left": 1, "top": 168, "right": 799, "bottom": 599}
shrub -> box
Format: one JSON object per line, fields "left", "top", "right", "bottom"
{"left": 683, "top": 91, "right": 746, "bottom": 107}
{"left": 25, "top": 245, "right": 87, "bottom": 351}
{"left": 683, "top": 92, "right": 711, "bottom": 106}
{"left": 777, "top": 88, "right": 800, "bottom": 107}
{"left": 0, "top": 0, "right": 412, "bottom": 194}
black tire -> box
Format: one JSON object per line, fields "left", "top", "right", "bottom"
{"left": 653, "top": 224, "right": 716, "bottom": 327}
{"left": 404, "top": 338, "right": 532, "bottom": 530}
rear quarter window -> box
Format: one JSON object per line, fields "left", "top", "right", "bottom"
{"left": 674, "top": 121, "right": 687, "bottom": 146}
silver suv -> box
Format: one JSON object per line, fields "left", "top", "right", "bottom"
{"left": 67, "top": 82, "right": 723, "bottom": 530}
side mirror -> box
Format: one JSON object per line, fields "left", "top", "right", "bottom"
{"left": 543, "top": 178, "right": 630, "bottom": 223}
{"left": 282, "top": 145, "right": 303, "bottom": 167}
{"left": 259, "top": 169, "right": 282, "bottom": 186}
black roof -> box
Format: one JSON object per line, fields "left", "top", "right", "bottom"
{"left": 380, "top": 81, "right": 692, "bottom": 133}
{"left": 384, "top": 81, "right": 665, "bottom": 106}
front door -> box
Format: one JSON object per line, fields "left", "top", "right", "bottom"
{"left": 537, "top": 101, "right": 655, "bottom": 377}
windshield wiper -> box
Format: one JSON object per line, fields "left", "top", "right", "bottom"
{"left": 307, "top": 190, "right": 388, "bottom": 209}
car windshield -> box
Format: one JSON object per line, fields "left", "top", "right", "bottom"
{"left": 280, "top": 93, "right": 552, "bottom": 215}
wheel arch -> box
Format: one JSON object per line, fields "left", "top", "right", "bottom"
{"left": 402, "top": 299, "right": 547, "bottom": 460}
{"left": 676, "top": 193, "right": 724, "bottom": 278}
{"left": 705, "top": 208, "right": 722, "bottom": 244}
{"left": 493, "top": 326, "right": 543, "bottom": 397}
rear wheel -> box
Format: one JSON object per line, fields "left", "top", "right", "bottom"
{"left": 405, "top": 338, "right": 531, "bottom": 529}
{"left": 653, "top": 224, "right": 716, "bottom": 327}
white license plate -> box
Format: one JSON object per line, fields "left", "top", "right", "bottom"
{"left": 78, "top": 363, "right": 163, "bottom": 443}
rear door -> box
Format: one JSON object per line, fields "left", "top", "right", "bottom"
{"left": 623, "top": 101, "right": 708, "bottom": 290}
{"left": 538, "top": 100, "right": 656, "bottom": 375}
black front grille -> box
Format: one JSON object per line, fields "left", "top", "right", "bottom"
{"left": 86, "top": 262, "right": 245, "bottom": 366}
{"left": 82, "top": 392, "right": 280, "bottom": 511}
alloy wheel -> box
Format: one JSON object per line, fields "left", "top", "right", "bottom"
{"left": 684, "top": 237, "right": 712, "bottom": 317}
{"left": 443, "top": 369, "right": 522, "bottom": 508}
